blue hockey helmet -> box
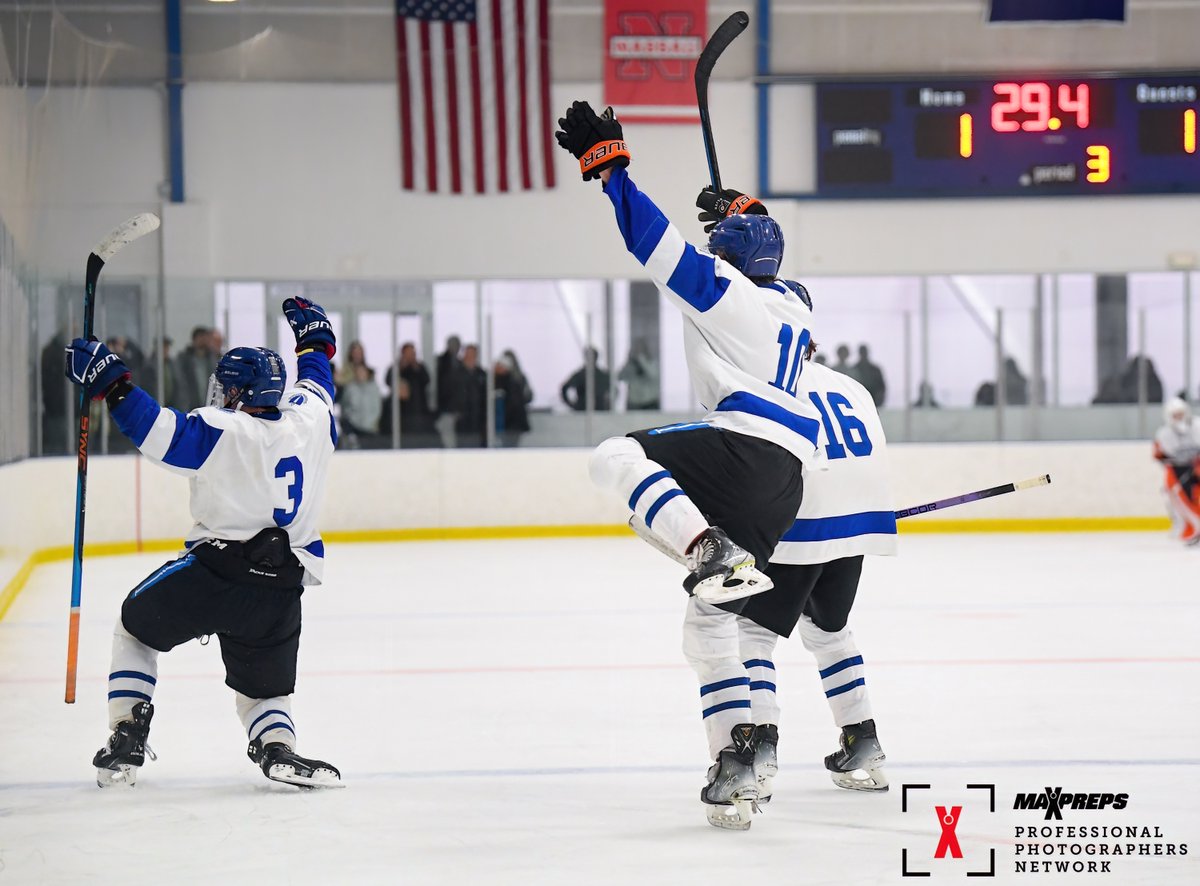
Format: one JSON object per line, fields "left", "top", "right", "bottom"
{"left": 707, "top": 214, "right": 784, "bottom": 280}
{"left": 207, "top": 346, "right": 286, "bottom": 410}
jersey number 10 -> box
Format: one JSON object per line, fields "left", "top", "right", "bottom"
{"left": 770, "top": 323, "right": 812, "bottom": 397}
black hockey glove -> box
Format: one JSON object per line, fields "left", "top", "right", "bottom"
{"left": 555, "top": 101, "right": 630, "bottom": 182}
{"left": 282, "top": 297, "right": 337, "bottom": 359}
{"left": 696, "top": 187, "right": 768, "bottom": 233}
{"left": 64, "top": 337, "right": 131, "bottom": 401}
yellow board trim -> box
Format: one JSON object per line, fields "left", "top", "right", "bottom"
{"left": 0, "top": 517, "right": 1171, "bottom": 623}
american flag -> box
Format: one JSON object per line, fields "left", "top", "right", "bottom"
{"left": 396, "top": 0, "right": 556, "bottom": 193}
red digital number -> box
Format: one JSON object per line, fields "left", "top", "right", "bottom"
{"left": 1020, "top": 82, "right": 1051, "bottom": 131}
{"left": 1058, "top": 83, "right": 1090, "bottom": 128}
{"left": 992, "top": 83, "right": 1020, "bottom": 131}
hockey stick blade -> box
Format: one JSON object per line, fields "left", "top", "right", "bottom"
{"left": 895, "top": 474, "right": 1051, "bottom": 519}
{"left": 91, "top": 212, "right": 160, "bottom": 264}
{"left": 695, "top": 11, "right": 749, "bottom": 192}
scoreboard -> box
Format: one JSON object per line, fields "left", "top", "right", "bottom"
{"left": 814, "top": 74, "right": 1199, "bottom": 197}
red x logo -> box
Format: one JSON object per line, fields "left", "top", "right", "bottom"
{"left": 934, "top": 805, "right": 963, "bottom": 859}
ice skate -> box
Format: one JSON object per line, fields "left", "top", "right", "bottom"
{"left": 248, "top": 738, "right": 344, "bottom": 789}
{"left": 824, "top": 719, "right": 888, "bottom": 792}
{"left": 702, "top": 724, "right": 760, "bottom": 830}
{"left": 752, "top": 724, "right": 778, "bottom": 803}
{"left": 93, "top": 701, "right": 156, "bottom": 788}
{"left": 684, "top": 527, "right": 773, "bottom": 605}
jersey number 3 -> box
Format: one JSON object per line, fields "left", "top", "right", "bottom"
{"left": 770, "top": 323, "right": 812, "bottom": 396}
{"left": 273, "top": 456, "right": 304, "bottom": 527}
{"left": 809, "top": 392, "right": 872, "bottom": 459}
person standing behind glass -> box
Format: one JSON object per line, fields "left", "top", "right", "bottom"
{"left": 172, "top": 327, "right": 214, "bottom": 410}
{"left": 561, "top": 346, "right": 611, "bottom": 412}
{"left": 454, "top": 344, "right": 488, "bottom": 447}
{"left": 385, "top": 342, "right": 440, "bottom": 448}
{"left": 494, "top": 349, "right": 533, "bottom": 447}
{"left": 40, "top": 326, "right": 70, "bottom": 454}
{"left": 619, "top": 338, "right": 660, "bottom": 411}
{"left": 853, "top": 345, "right": 886, "bottom": 407}
{"left": 335, "top": 340, "right": 371, "bottom": 395}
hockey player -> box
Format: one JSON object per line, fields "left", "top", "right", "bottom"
{"left": 64, "top": 297, "right": 343, "bottom": 789}
{"left": 649, "top": 356, "right": 896, "bottom": 827}
{"left": 1153, "top": 397, "right": 1200, "bottom": 544}
{"left": 555, "top": 100, "right": 826, "bottom": 824}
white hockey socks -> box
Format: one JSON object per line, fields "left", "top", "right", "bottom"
{"left": 683, "top": 598, "right": 753, "bottom": 760}
{"left": 737, "top": 616, "right": 781, "bottom": 726}
{"left": 798, "top": 615, "right": 873, "bottom": 727}
{"left": 589, "top": 436, "right": 709, "bottom": 556}
{"left": 107, "top": 619, "right": 159, "bottom": 729}
{"left": 237, "top": 693, "right": 297, "bottom": 751}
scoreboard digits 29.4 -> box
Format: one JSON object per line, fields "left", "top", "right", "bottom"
{"left": 815, "top": 74, "right": 1199, "bottom": 197}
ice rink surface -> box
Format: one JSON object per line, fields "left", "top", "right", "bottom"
{"left": 1, "top": 532, "right": 1197, "bottom": 885}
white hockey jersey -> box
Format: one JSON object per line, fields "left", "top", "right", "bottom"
{"left": 770, "top": 362, "right": 898, "bottom": 565}
{"left": 1154, "top": 418, "right": 1200, "bottom": 465}
{"left": 111, "top": 353, "right": 337, "bottom": 584}
{"left": 604, "top": 168, "right": 821, "bottom": 465}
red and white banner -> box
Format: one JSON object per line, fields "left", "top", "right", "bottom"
{"left": 603, "top": 0, "right": 705, "bottom": 124}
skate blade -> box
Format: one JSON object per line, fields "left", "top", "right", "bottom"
{"left": 96, "top": 765, "right": 138, "bottom": 788}
{"left": 757, "top": 775, "right": 774, "bottom": 804}
{"left": 830, "top": 767, "right": 889, "bottom": 792}
{"left": 692, "top": 565, "right": 773, "bottom": 605}
{"left": 705, "top": 796, "right": 760, "bottom": 830}
{"left": 266, "top": 763, "right": 345, "bottom": 789}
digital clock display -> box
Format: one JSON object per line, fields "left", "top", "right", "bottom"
{"left": 815, "top": 75, "right": 1199, "bottom": 197}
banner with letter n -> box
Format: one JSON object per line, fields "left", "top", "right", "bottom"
{"left": 395, "top": 0, "right": 555, "bottom": 193}
{"left": 989, "top": 0, "right": 1126, "bottom": 22}
{"left": 603, "top": 0, "right": 705, "bottom": 124}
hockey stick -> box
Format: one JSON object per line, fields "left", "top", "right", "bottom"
{"left": 695, "top": 11, "right": 749, "bottom": 192}
{"left": 894, "top": 474, "right": 1051, "bottom": 519}
{"left": 65, "top": 212, "right": 160, "bottom": 704}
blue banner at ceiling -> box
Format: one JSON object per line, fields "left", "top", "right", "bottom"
{"left": 989, "top": 0, "right": 1125, "bottom": 21}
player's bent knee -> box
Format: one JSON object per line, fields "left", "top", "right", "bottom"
{"left": 587, "top": 435, "right": 646, "bottom": 489}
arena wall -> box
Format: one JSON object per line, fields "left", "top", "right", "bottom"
{"left": 0, "top": 442, "right": 1168, "bottom": 618}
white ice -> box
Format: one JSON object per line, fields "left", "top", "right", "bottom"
{"left": 0, "top": 533, "right": 1197, "bottom": 885}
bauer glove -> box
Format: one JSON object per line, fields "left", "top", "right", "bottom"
{"left": 555, "top": 101, "right": 631, "bottom": 182}
{"left": 282, "top": 297, "right": 336, "bottom": 358}
{"left": 696, "top": 187, "right": 767, "bottom": 233}
{"left": 64, "top": 337, "right": 131, "bottom": 401}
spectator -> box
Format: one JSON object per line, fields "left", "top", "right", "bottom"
{"left": 172, "top": 327, "right": 214, "bottom": 410}
{"left": 619, "top": 338, "right": 660, "bottom": 410}
{"left": 974, "top": 358, "right": 1032, "bottom": 406}
{"left": 141, "top": 338, "right": 176, "bottom": 406}
{"left": 494, "top": 349, "right": 533, "bottom": 447}
{"left": 435, "top": 335, "right": 463, "bottom": 415}
{"left": 335, "top": 340, "right": 372, "bottom": 393}
{"left": 454, "top": 344, "right": 489, "bottom": 447}
{"left": 560, "top": 346, "right": 611, "bottom": 412}
{"left": 854, "top": 344, "right": 887, "bottom": 407}
{"left": 913, "top": 381, "right": 940, "bottom": 408}
{"left": 339, "top": 363, "right": 383, "bottom": 448}
{"left": 40, "top": 327, "right": 70, "bottom": 454}
{"left": 384, "top": 342, "right": 440, "bottom": 448}
{"left": 1094, "top": 355, "right": 1164, "bottom": 404}
{"left": 831, "top": 344, "right": 857, "bottom": 380}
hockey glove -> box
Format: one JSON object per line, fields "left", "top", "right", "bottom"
{"left": 555, "top": 101, "right": 630, "bottom": 181}
{"left": 64, "top": 337, "right": 131, "bottom": 401}
{"left": 696, "top": 187, "right": 767, "bottom": 233}
{"left": 282, "top": 297, "right": 337, "bottom": 359}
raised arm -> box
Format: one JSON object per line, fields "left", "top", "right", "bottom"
{"left": 282, "top": 297, "right": 337, "bottom": 405}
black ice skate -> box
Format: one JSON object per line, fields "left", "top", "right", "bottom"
{"left": 93, "top": 701, "right": 156, "bottom": 788}
{"left": 248, "top": 738, "right": 344, "bottom": 789}
{"left": 683, "top": 527, "right": 773, "bottom": 605}
{"left": 824, "top": 719, "right": 888, "bottom": 792}
{"left": 701, "top": 724, "right": 760, "bottom": 830}
{"left": 752, "top": 724, "right": 778, "bottom": 803}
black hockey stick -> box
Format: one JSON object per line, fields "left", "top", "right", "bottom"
{"left": 65, "top": 212, "right": 160, "bottom": 704}
{"left": 895, "top": 475, "right": 1051, "bottom": 519}
{"left": 695, "top": 11, "right": 749, "bottom": 192}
